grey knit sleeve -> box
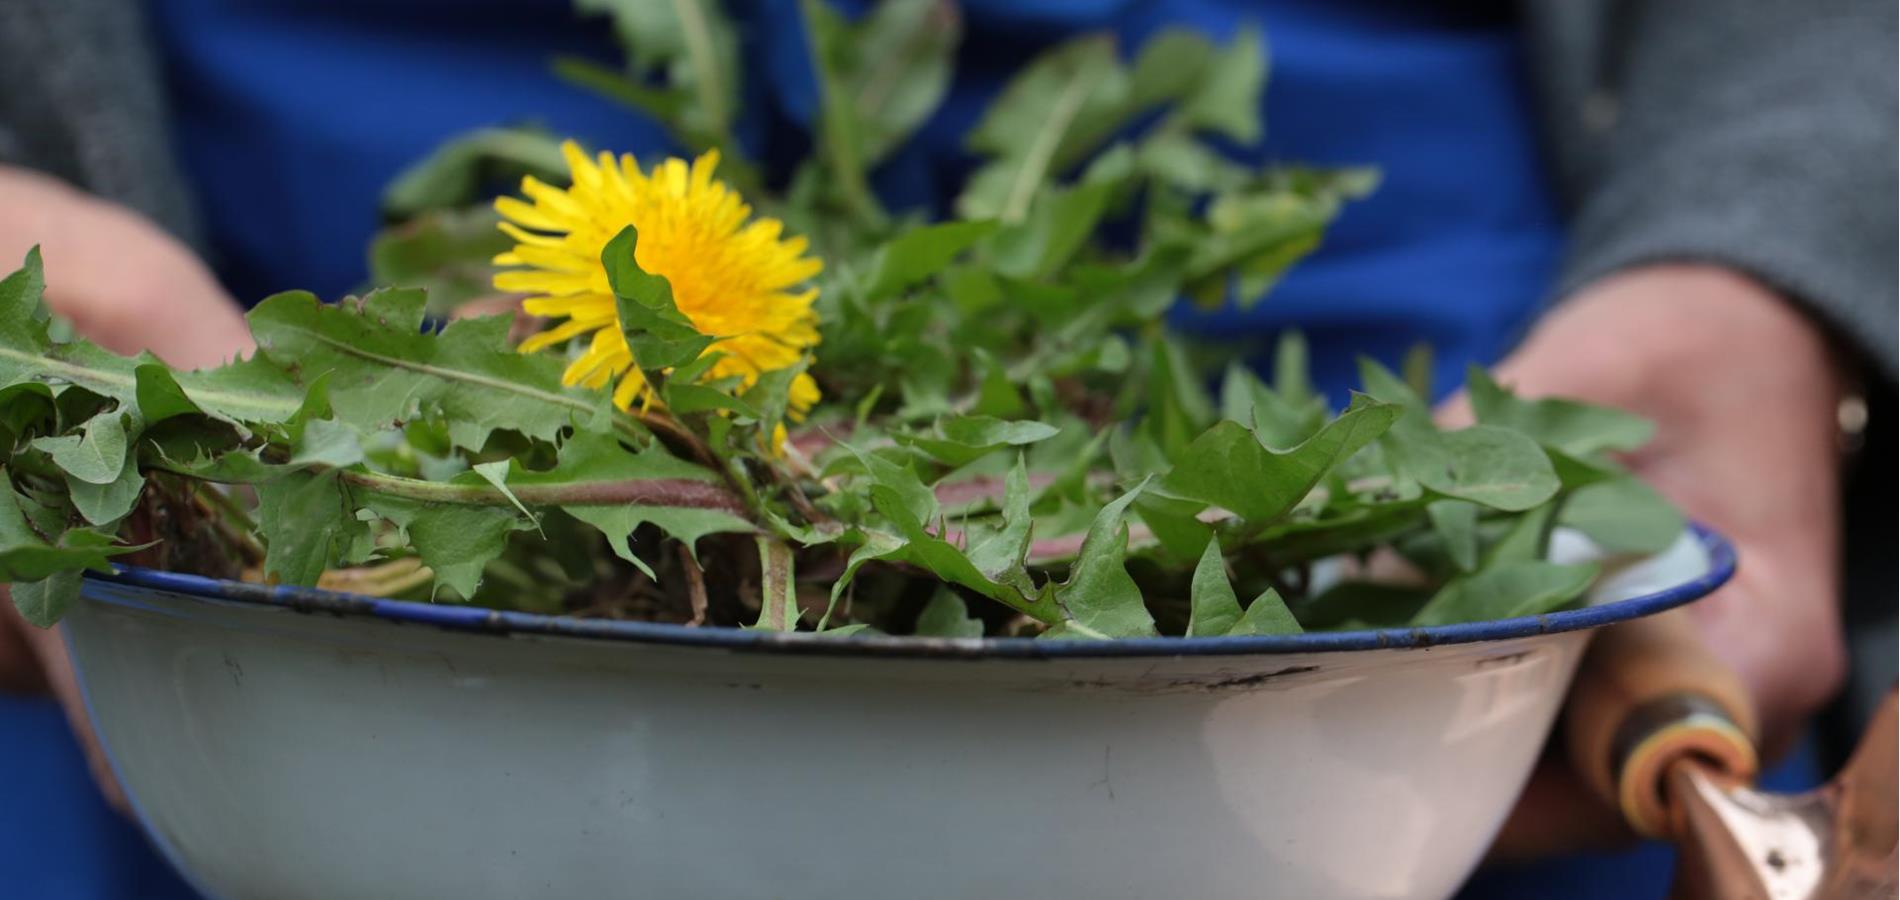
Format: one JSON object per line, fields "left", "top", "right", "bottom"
{"left": 1526, "top": 0, "right": 1897, "bottom": 377}
{"left": 0, "top": 0, "right": 202, "bottom": 246}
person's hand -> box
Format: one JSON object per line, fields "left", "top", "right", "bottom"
{"left": 0, "top": 165, "right": 255, "bottom": 809}
{"left": 1450, "top": 264, "right": 1851, "bottom": 861}
{"left": 0, "top": 167, "right": 252, "bottom": 366}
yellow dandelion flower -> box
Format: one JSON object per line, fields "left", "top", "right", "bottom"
{"left": 494, "top": 140, "right": 822, "bottom": 415}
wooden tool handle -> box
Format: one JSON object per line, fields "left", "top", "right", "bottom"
{"left": 1563, "top": 607, "right": 1761, "bottom": 838}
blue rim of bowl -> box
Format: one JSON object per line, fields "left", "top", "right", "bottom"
{"left": 84, "top": 523, "right": 1735, "bottom": 659}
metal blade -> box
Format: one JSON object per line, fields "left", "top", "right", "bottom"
{"left": 1669, "top": 691, "right": 1896, "bottom": 900}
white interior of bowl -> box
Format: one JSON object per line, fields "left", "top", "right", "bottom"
{"left": 1302, "top": 526, "right": 1710, "bottom": 608}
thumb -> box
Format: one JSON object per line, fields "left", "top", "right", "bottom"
{"left": 37, "top": 234, "right": 254, "bottom": 371}
{"left": 2, "top": 168, "right": 253, "bottom": 369}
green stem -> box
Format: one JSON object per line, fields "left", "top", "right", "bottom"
{"left": 334, "top": 468, "right": 751, "bottom": 516}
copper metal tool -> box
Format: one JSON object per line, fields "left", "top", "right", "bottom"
{"left": 1565, "top": 607, "right": 1898, "bottom": 899}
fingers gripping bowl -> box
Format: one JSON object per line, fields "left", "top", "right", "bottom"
{"left": 65, "top": 526, "right": 1732, "bottom": 900}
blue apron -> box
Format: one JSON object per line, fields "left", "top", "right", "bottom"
{"left": 13, "top": 1, "right": 1728, "bottom": 897}
{"left": 150, "top": 0, "right": 1564, "bottom": 404}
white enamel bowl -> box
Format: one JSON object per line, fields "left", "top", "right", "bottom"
{"left": 63, "top": 527, "right": 1733, "bottom": 900}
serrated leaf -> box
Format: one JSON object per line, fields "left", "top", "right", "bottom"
{"left": 824, "top": 528, "right": 905, "bottom": 610}
{"left": 665, "top": 350, "right": 728, "bottom": 388}
{"left": 1146, "top": 336, "right": 1218, "bottom": 460}
{"left": 989, "top": 178, "right": 1115, "bottom": 279}
{"left": 1107, "top": 425, "right": 1171, "bottom": 481}
{"left": 839, "top": 453, "right": 1049, "bottom": 621}
{"left": 1466, "top": 366, "right": 1655, "bottom": 457}
{"left": 860, "top": 220, "right": 998, "bottom": 302}
{"left": 867, "top": 483, "right": 1055, "bottom": 621}
{"left": 1395, "top": 425, "right": 1561, "bottom": 512}
{"left": 894, "top": 415, "right": 1060, "bottom": 467}
{"left": 822, "top": 623, "right": 877, "bottom": 637}
{"left": 663, "top": 355, "right": 760, "bottom": 418}
{"left": 1160, "top": 394, "right": 1399, "bottom": 522}
{"left": 800, "top": 0, "right": 877, "bottom": 218}
{"left": 958, "top": 35, "right": 1128, "bottom": 221}
{"left": 10, "top": 569, "right": 83, "bottom": 629}
{"left": 1273, "top": 331, "right": 1319, "bottom": 411}
{"left": 0, "top": 250, "right": 151, "bottom": 412}
{"left": 1230, "top": 585, "right": 1301, "bottom": 636}
{"left": 1291, "top": 581, "right": 1431, "bottom": 630}
{"left": 68, "top": 460, "right": 143, "bottom": 525}
{"left": 1219, "top": 360, "right": 1325, "bottom": 448}
{"left": 740, "top": 361, "right": 807, "bottom": 438}
{"left": 128, "top": 356, "right": 307, "bottom": 430}
{"left": 362, "top": 483, "right": 532, "bottom": 600}
{"left": 11, "top": 345, "right": 131, "bottom": 412}
{"left": 914, "top": 588, "right": 984, "bottom": 638}
{"left": 1561, "top": 474, "right": 1684, "bottom": 555}
{"left": 471, "top": 459, "right": 537, "bottom": 525}
{"left": 1054, "top": 480, "right": 1156, "bottom": 638}
{"left": 1484, "top": 501, "right": 1559, "bottom": 567}
{"left": 1128, "top": 28, "right": 1215, "bottom": 109}
{"left": 0, "top": 528, "right": 129, "bottom": 585}
{"left": 553, "top": 56, "right": 689, "bottom": 130}
{"left": 1426, "top": 499, "right": 1480, "bottom": 572}
{"left": 962, "top": 33, "right": 1124, "bottom": 163}
{"left": 575, "top": 0, "right": 741, "bottom": 143}
{"left": 1136, "top": 131, "right": 1250, "bottom": 193}
{"left": 247, "top": 289, "right": 577, "bottom": 450}
{"left": 289, "top": 419, "right": 366, "bottom": 469}
{"left": 601, "top": 226, "right": 718, "bottom": 371}
{"left": 1186, "top": 538, "right": 1241, "bottom": 637}
{"left": 0, "top": 478, "right": 131, "bottom": 585}
{"left": 1188, "top": 188, "right": 1335, "bottom": 302}
{"left": 133, "top": 365, "right": 205, "bottom": 424}
{"left": 970, "top": 351, "right": 1026, "bottom": 418}
{"left": 1253, "top": 497, "right": 1429, "bottom": 567}
{"left": 1356, "top": 356, "right": 1427, "bottom": 419}
{"left": 0, "top": 382, "right": 55, "bottom": 443}
{"left": 1548, "top": 447, "right": 1622, "bottom": 491}
{"left": 842, "top": 442, "right": 937, "bottom": 525}
{"left": 149, "top": 442, "right": 287, "bottom": 484}
{"left": 1411, "top": 560, "right": 1599, "bottom": 627}
{"left": 255, "top": 471, "right": 368, "bottom": 587}
{"left": 1181, "top": 26, "right": 1267, "bottom": 142}
{"left": 941, "top": 265, "right": 1003, "bottom": 314}
{"left": 32, "top": 410, "right": 130, "bottom": 485}
{"left": 1131, "top": 491, "right": 1213, "bottom": 563}
{"left": 369, "top": 206, "right": 513, "bottom": 313}
{"left": 382, "top": 127, "right": 567, "bottom": 217}
{"left": 164, "top": 355, "right": 307, "bottom": 426}
{"left": 964, "top": 456, "right": 1034, "bottom": 579}
{"left": 819, "top": 0, "right": 961, "bottom": 165}
{"left": 0, "top": 248, "right": 47, "bottom": 337}
{"left": 666, "top": 383, "right": 757, "bottom": 417}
